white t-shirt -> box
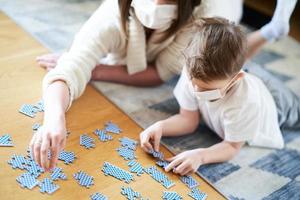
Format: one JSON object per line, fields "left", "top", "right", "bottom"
{"left": 173, "top": 68, "right": 284, "bottom": 149}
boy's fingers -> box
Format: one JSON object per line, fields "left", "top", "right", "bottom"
{"left": 165, "top": 157, "right": 183, "bottom": 172}
{"left": 153, "top": 135, "right": 160, "bottom": 152}
{"left": 165, "top": 156, "right": 176, "bottom": 162}
{"left": 174, "top": 161, "right": 188, "bottom": 174}
{"left": 49, "top": 139, "right": 59, "bottom": 170}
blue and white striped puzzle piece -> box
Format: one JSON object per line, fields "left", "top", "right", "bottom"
{"left": 90, "top": 192, "right": 108, "bottom": 200}
{"left": 102, "top": 162, "right": 134, "bottom": 183}
{"left": 39, "top": 178, "right": 59, "bottom": 194}
{"left": 119, "top": 137, "right": 137, "bottom": 150}
{"left": 116, "top": 147, "right": 136, "bottom": 160}
{"left": 94, "top": 129, "right": 113, "bottom": 142}
{"left": 58, "top": 150, "right": 76, "bottom": 165}
{"left": 16, "top": 172, "right": 39, "bottom": 190}
{"left": 51, "top": 167, "right": 67, "bottom": 181}
{"left": 127, "top": 160, "right": 144, "bottom": 176}
{"left": 121, "top": 186, "right": 141, "bottom": 200}
{"left": 105, "top": 121, "right": 122, "bottom": 134}
{"left": 180, "top": 175, "right": 199, "bottom": 189}
{"left": 0, "top": 134, "right": 13, "bottom": 147}
{"left": 188, "top": 188, "right": 207, "bottom": 200}
{"left": 144, "top": 166, "right": 175, "bottom": 189}
{"left": 162, "top": 191, "right": 182, "bottom": 200}
{"left": 80, "top": 134, "right": 95, "bottom": 149}
{"left": 73, "top": 170, "right": 94, "bottom": 188}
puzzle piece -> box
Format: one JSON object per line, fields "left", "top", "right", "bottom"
{"left": 116, "top": 147, "right": 136, "bottom": 160}
{"left": 51, "top": 167, "right": 67, "bottom": 181}
{"left": 188, "top": 188, "right": 207, "bottom": 200}
{"left": 0, "top": 134, "right": 13, "bottom": 147}
{"left": 94, "top": 129, "right": 113, "bottom": 142}
{"left": 180, "top": 175, "right": 199, "bottom": 189}
{"left": 156, "top": 160, "right": 170, "bottom": 169}
{"left": 102, "top": 162, "right": 134, "bottom": 183}
{"left": 90, "top": 192, "right": 108, "bottom": 200}
{"left": 25, "top": 160, "right": 44, "bottom": 178}
{"left": 19, "top": 104, "right": 36, "bottom": 118}
{"left": 119, "top": 137, "right": 137, "bottom": 150}
{"left": 58, "top": 150, "right": 76, "bottom": 164}
{"left": 16, "top": 172, "right": 39, "bottom": 190}
{"left": 121, "top": 186, "right": 140, "bottom": 200}
{"left": 144, "top": 166, "right": 175, "bottom": 189}
{"left": 80, "top": 134, "right": 95, "bottom": 149}
{"left": 105, "top": 121, "right": 122, "bottom": 134}
{"left": 32, "top": 123, "right": 41, "bottom": 131}
{"left": 127, "top": 160, "right": 144, "bottom": 176}
{"left": 33, "top": 100, "right": 44, "bottom": 112}
{"left": 8, "top": 154, "right": 29, "bottom": 170}
{"left": 149, "top": 149, "right": 164, "bottom": 160}
{"left": 162, "top": 191, "right": 182, "bottom": 200}
{"left": 73, "top": 170, "right": 94, "bottom": 188}
{"left": 39, "top": 178, "right": 59, "bottom": 194}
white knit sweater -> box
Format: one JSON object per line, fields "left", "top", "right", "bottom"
{"left": 43, "top": 0, "right": 243, "bottom": 109}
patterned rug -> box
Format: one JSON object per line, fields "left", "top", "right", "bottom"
{"left": 2, "top": 0, "right": 300, "bottom": 199}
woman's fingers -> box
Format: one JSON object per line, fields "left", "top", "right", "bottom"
{"left": 40, "top": 136, "right": 50, "bottom": 171}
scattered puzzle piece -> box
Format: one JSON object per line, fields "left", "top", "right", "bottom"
{"left": 51, "top": 167, "right": 67, "bottom": 181}
{"left": 34, "top": 100, "right": 44, "bottom": 112}
{"left": 162, "top": 191, "right": 182, "bottom": 200}
{"left": 80, "top": 134, "right": 95, "bottom": 149}
{"left": 102, "top": 162, "right": 134, "bottom": 183}
{"left": 144, "top": 166, "right": 175, "bottom": 189}
{"left": 32, "top": 123, "right": 41, "bottom": 131}
{"left": 116, "top": 147, "right": 136, "bottom": 160}
{"left": 16, "top": 172, "right": 39, "bottom": 190}
{"left": 19, "top": 104, "right": 36, "bottom": 118}
{"left": 127, "top": 160, "right": 144, "bottom": 176}
{"left": 58, "top": 150, "right": 76, "bottom": 165}
{"left": 90, "top": 192, "right": 108, "bottom": 200}
{"left": 188, "top": 188, "right": 207, "bottom": 200}
{"left": 73, "top": 170, "right": 94, "bottom": 188}
{"left": 156, "top": 160, "right": 170, "bottom": 169}
{"left": 8, "top": 154, "right": 29, "bottom": 170}
{"left": 119, "top": 137, "right": 137, "bottom": 150}
{"left": 25, "top": 160, "right": 44, "bottom": 178}
{"left": 94, "top": 129, "right": 113, "bottom": 142}
{"left": 121, "top": 186, "right": 140, "bottom": 200}
{"left": 180, "top": 175, "right": 199, "bottom": 189}
{"left": 105, "top": 121, "right": 122, "bottom": 134}
{"left": 39, "top": 178, "right": 59, "bottom": 194}
{"left": 0, "top": 134, "right": 13, "bottom": 147}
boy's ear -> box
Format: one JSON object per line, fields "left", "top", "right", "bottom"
{"left": 236, "top": 71, "right": 245, "bottom": 81}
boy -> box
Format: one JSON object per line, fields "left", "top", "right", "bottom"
{"left": 140, "top": 17, "right": 287, "bottom": 176}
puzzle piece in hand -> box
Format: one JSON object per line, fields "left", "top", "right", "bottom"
{"left": 102, "top": 162, "right": 134, "bottom": 183}
{"left": 162, "top": 191, "right": 182, "bottom": 200}
{"left": 127, "top": 160, "right": 144, "bottom": 176}
{"left": 8, "top": 154, "right": 29, "bottom": 170}
{"left": 180, "top": 175, "right": 199, "bottom": 189}
{"left": 80, "top": 134, "right": 95, "bottom": 149}
{"left": 90, "top": 192, "right": 108, "bottom": 200}
{"left": 156, "top": 160, "right": 170, "bottom": 169}
{"left": 149, "top": 149, "right": 164, "bottom": 160}
{"left": 33, "top": 100, "right": 44, "bottom": 112}
{"left": 19, "top": 104, "right": 36, "bottom": 118}
{"left": 121, "top": 186, "right": 140, "bottom": 200}
{"left": 119, "top": 137, "right": 137, "bottom": 150}
{"left": 73, "top": 170, "right": 94, "bottom": 188}
{"left": 58, "top": 150, "right": 76, "bottom": 164}
{"left": 105, "top": 121, "right": 122, "bottom": 134}
{"left": 16, "top": 172, "right": 39, "bottom": 190}
{"left": 25, "top": 160, "right": 45, "bottom": 178}
{"left": 94, "top": 129, "right": 113, "bottom": 142}
{"left": 39, "top": 178, "right": 60, "bottom": 194}
{"left": 116, "top": 147, "right": 136, "bottom": 160}
{"left": 32, "top": 123, "right": 41, "bottom": 131}
{"left": 188, "top": 188, "right": 207, "bottom": 200}
{"left": 51, "top": 167, "right": 67, "bottom": 181}
{"left": 0, "top": 134, "right": 13, "bottom": 147}
{"left": 144, "top": 166, "right": 175, "bottom": 189}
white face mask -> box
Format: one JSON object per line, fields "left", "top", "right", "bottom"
{"left": 131, "top": 0, "right": 177, "bottom": 30}
{"left": 190, "top": 74, "right": 240, "bottom": 101}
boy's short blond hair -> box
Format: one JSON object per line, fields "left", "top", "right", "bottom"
{"left": 184, "top": 17, "right": 247, "bottom": 82}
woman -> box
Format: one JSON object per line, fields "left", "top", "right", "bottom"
{"left": 29, "top": 0, "right": 246, "bottom": 171}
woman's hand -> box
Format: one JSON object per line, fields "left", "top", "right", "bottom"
{"left": 165, "top": 149, "right": 205, "bottom": 176}
{"left": 140, "top": 122, "right": 163, "bottom": 152}
{"left": 29, "top": 113, "right": 67, "bottom": 172}
{"left": 36, "top": 53, "right": 61, "bottom": 71}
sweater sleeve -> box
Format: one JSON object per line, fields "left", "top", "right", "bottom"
{"left": 155, "top": 27, "right": 194, "bottom": 81}
{"left": 42, "top": 0, "right": 125, "bottom": 110}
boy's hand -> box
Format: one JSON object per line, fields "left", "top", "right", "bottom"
{"left": 29, "top": 114, "right": 67, "bottom": 172}
{"left": 165, "top": 149, "right": 205, "bottom": 176}
{"left": 140, "top": 122, "right": 163, "bottom": 152}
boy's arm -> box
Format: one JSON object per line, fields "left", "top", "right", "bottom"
{"left": 140, "top": 108, "right": 199, "bottom": 152}
{"left": 165, "top": 140, "right": 244, "bottom": 176}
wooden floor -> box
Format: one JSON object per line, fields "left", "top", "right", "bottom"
{"left": 0, "top": 12, "right": 225, "bottom": 200}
